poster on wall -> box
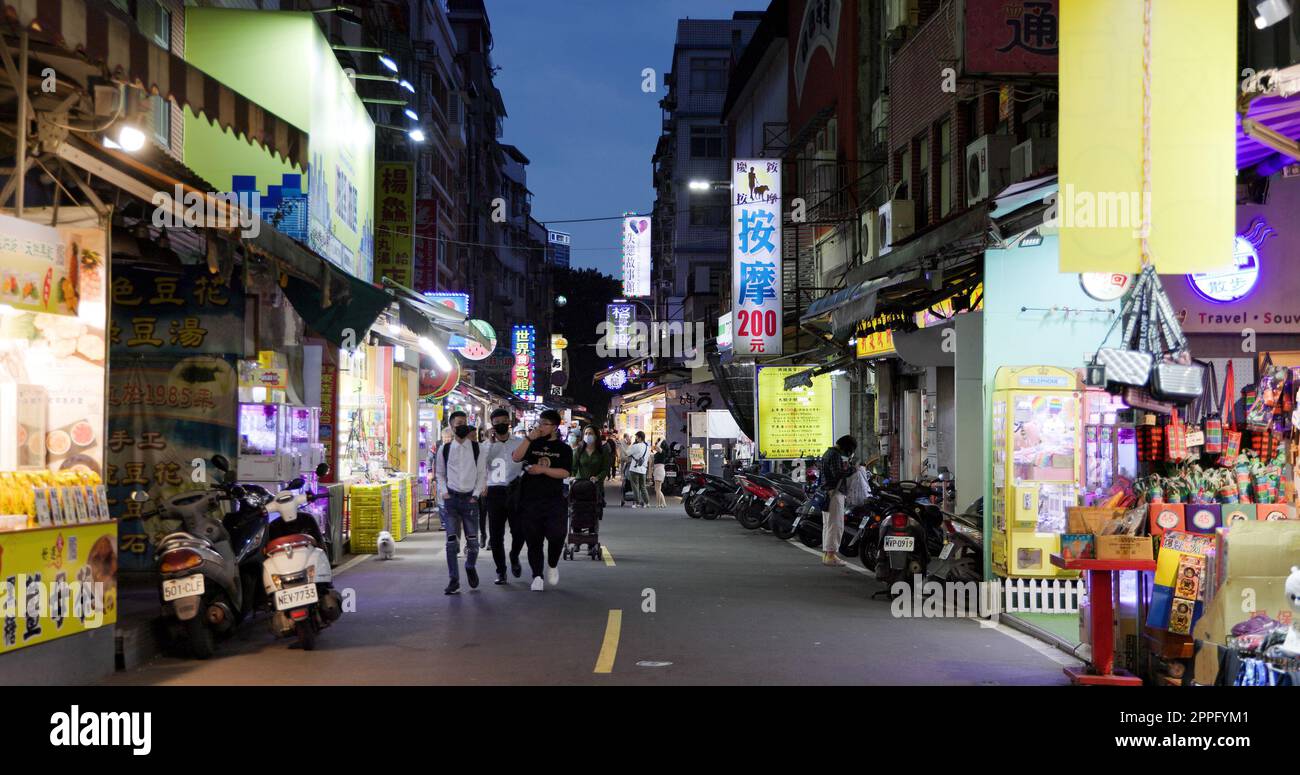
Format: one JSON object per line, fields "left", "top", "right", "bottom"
{"left": 621, "top": 215, "right": 651, "bottom": 298}
{"left": 374, "top": 163, "right": 415, "bottom": 289}
{"left": 754, "top": 366, "right": 833, "bottom": 460}
{"left": 107, "top": 267, "right": 244, "bottom": 571}
{"left": 0, "top": 522, "right": 118, "bottom": 655}
{"left": 731, "top": 159, "right": 783, "bottom": 357}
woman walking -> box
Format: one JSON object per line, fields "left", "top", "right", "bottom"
{"left": 651, "top": 440, "right": 668, "bottom": 508}
{"left": 574, "top": 427, "right": 612, "bottom": 505}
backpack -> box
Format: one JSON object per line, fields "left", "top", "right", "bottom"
{"left": 441, "top": 439, "right": 480, "bottom": 470}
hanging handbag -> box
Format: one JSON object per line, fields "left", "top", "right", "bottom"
{"left": 1152, "top": 359, "right": 1208, "bottom": 403}
{"left": 1092, "top": 273, "right": 1153, "bottom": 388}
{"left": 1202, "top": 363, "right": 1223, "bottom": 453}
{"left": 1125, "top": 385, "right": 1175, "bottom": 415}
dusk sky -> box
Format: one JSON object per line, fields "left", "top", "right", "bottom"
{"left": 487, "top": 0, "right": 758, "bottom": 277}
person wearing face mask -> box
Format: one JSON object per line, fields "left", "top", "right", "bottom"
{"left": 435, "top": 411, "right": 487, "bottom": 594}
{"left": 482, "top": 407, "right": 525, "bottom": 584}
{"left": 573, "top": 426, "right": 611, "bottom": 506}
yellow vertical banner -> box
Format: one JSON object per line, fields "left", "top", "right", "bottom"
{"left": 1059, "top": 0, "right": 1235, "bottom": 274}
{"left": 374, "top": 163, "right": 415, "bottom": 288}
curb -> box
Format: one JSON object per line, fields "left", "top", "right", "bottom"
{"left": 999, "top": 612, "right": 1090, "bottom": 662}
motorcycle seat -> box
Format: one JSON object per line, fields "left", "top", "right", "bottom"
{"left": 265, "top": 534, "right": 318, "bottom": 555}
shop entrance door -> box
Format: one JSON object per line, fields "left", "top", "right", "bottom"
{"left": 902, "top": 389, "right": 923, "bottom": 481}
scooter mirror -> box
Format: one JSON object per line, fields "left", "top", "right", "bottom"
{"left": 315, "top": 462, "right": 330, "bottom": 478}
{"left": 211, "top": 454, "right": 230, "bottom": 472}
{"left": 288, "top": 477, "right": 305, "bottom": 491}
{"left": 129, "top": 489, "right": 150, "bottom": 503}
{"left": 230, "top": 485, "right": 246, "bottom": 499}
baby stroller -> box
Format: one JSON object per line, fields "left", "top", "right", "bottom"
{"left": 564, "top": 478, "right": 603, "bottom": 560}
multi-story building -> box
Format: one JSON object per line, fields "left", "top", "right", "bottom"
{"left": 652, "top": 13, "right": 763, "bottom": 328}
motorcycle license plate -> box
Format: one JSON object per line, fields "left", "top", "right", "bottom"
{"left": 162, "top": 575, "right": 204, "bottom": 602}
{"left": 766, "top": 497, "right": 775, "bottom": 506}
{"left": 939, "top": 543, "right": 955, "bottom": 560}
{"left": 883, "top": 535, "right": 915, "bottom": 552}
{"left": 275, "top": 583, "right": 319, "bottom": 611}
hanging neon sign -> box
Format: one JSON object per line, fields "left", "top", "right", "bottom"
{"left": 511, "top": 324, "right": 535, "bottom": 396}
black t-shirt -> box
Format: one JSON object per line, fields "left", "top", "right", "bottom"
{"left": 520, "top": 436, "right": 574, "bottom": 501}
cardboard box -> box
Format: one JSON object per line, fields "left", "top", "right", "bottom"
{"left": 1068, "top": 507, "right": 1123, "bottom": 535}
{"left": 1185, "top": 504, "right": 1221, "bottom": 534}
{"left": 1193, "top": 521, "right": 1300, "bottom": 685}
{"left": 1256, "top": 503, "right": 1293, "bottom": 521}
{"left": 1221, "top": 503, "right": 1255, "bottom": 525}
{"left": 1096, "top": 534, "right": 1154, "bottom": 562}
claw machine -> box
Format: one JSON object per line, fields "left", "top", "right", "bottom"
{"left": 1081, "top": 387, "right": 1137, "bottom": 505}
{"left": 236, "top": 402, "right": 302, "bottom": 483}
{"left": 991, "top": 366, "right": 1083, "bottom": 578}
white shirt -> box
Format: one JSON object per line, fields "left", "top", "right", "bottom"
{"left": 436, "top": 437, "right": 487, "bottom": 498}
{"left": 627, "top": 442, "right": 649, "bottom": 474}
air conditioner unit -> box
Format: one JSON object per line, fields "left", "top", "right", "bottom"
{"left": 1010, "top": 138, "right": 1059, "bottom": 183}
{"left": 877, "top": 200, "right": 915, "bottom": 257}
{"left": 966, "top": 134, "right": 1017, "bottom": 206}
{"left": 860, "top": 209, "right": 879, "bottom": 262}
{"left": 886, "top": 0, "right": 920, "bottom": 37}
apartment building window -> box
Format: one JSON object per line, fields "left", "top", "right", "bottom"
{"left": 690, "top": 58, "right": 728, "bottom": 92}
{"left": 689, "top": 192, "right": 726, "bottom": 226}
{"left": 690, "top": 126, "right": 724, "bottom": 159}
{"left": 137, "top": 0, "right": 171, "bottom": 49}
{"left": 938, "top": 118, "right": 952, "bottom": 218}
{"left": 916, "top": 134, "right": 930, "bottom": 227}
{"left": 150, "top": 95, "right": 171, "bottom": 149}
{"left": 897, "top": 146, "right": 911, "bottom": 201}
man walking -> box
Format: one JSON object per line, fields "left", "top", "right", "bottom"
{"left": 625, "top": 431, "right": 650, "bottom": 508}
{"left": 512, "top": 409, "right": 573, "bottom": 591}
{"left": 436, "top": 411, "right": 486, "bottom": 594}
{"left": 482, "top": 408, "right": 524, "bottom": 584}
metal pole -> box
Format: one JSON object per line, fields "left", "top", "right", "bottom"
{"left": 16, "top": 29, "right": 27, "bottom": 216}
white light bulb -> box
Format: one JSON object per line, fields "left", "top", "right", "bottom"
{"left": 117, "top": 125, "right": 146, "bottom": 152}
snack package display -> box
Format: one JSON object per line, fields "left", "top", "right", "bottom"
{"left": 0, "top": 469, "right": 104, "bottom": 530}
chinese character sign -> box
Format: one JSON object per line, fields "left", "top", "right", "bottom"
{"left": 755, "top": 366, "right": 834, "bottom": 460}
{"left": 606, "top": 303, "right": 635, "bottom": 355}
{"left": 374, "top": 162, "right": 415, "bottom": 289}
{"left": 512, "top": 325, "right": 536, "bottom": 397}
{"left": 731, "top": 159, "right": 783, "bottom": 357}
{"left": 964, "top": 0, "right": 1059, "bottom": 75}
{"left": 621, "top": 216, "right": 651, "bottom": 298}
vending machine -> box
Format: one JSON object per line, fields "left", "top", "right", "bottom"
{"left": 236, "top": 403, "right": 303, "bottom": 483}
{"left": 990, "top": 366, "right": 1083, "bottom": 579}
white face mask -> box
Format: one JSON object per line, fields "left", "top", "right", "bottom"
{"left": 584, "top": 435, "right": 596, "bottom": 444}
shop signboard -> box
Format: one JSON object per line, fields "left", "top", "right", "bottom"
{"left": 0, "top": 216, "right": 84, "bottom": 317}
{"left": 107, "top": 267, "right": 244, "bottom": 571}
{"left": 548, "top": 231, "right": 571, "bottom": 269}
{"left": 1058, "top": 0, "right": 1233, "bottom": 274}
{"left": 731, "top": 159, "right": 783, "bottom": 357}
{"left": 621, "top": 216, "right": 651, "bottom": 298}
{"left": 511, "top": 325, "right": 536, "bottom": 397}
{"left": 717, "top": 312, "right": 733, "bottom": 351}
{"left": 374, "top": 163, "right": 415, "bottom": 289}
{"left": 755, "top": 366, "right": 834, "bottom": 460}
{"left": 854, "top": 284, "right": 983, "bottom": 360}
{"left": 0, "top": 522, "right": 118, "bottom": 655}
{"left": 183, "top": 9, "right": 375, "bottom": 282}
{"left": 424, "top": 292, "right": 470, "bottom": 350}
{"left": 856, "top": 329, "right": 896, "bottom": 359}
{"left": 962, "top": 0, "right": 1059, "bottom": 75}
{"left": 607, "top": 303, "right": 635, "bottom": 355}
{"left": 413, "top": 199, "right": 439, "bottom": 293}
{"left": 315, "top": 340, "right": 339, "bottom": 484}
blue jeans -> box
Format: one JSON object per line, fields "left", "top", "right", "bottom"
{"left": 443, "top": 491, "right": 480, "bottom": 581}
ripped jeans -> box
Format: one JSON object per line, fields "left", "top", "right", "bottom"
{"left": 443, "top": 491, "right": 480, "bottom": 582}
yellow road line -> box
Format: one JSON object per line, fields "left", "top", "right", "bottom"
{"left": 602, "top": 546, "right": 615, "bottom": 566}
{"left": 594, "top": 609, "right": 622, "bottom": 674}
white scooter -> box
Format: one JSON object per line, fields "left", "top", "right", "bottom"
{"left": 261, "top": 466, "right": 341, "bottom": 650}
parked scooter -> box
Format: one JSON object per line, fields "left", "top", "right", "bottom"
{"left": 681, "top": 470, "right": 738, "bottom": 520}
{"left": 261, "top": 465, "right": 340, "bottom": 651}
{"left": 867, "top": 479, "right": 946, "bottom": 589}
{"left": 927, "top": 497, "right": 984, "bottom": 583}
{"left": 148, "top": 454, "right": 271, "bottom": 658}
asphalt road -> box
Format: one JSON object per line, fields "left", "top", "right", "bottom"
{"left": 104, "top": 488, "right": 1076, "bottom": 685}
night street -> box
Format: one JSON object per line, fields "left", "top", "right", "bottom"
{"left": 106, "top": 487, "right": 1073, "bottom": 686}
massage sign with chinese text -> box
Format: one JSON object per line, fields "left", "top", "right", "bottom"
{"left": 107, "top": 267, "right": 245, "bottom": 571}
{"left": 731, "top": 159, "right": 783, "bottom": 357}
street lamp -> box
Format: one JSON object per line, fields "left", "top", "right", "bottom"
{"left": 313, "top": 5, "right": 362, "bottom": 25}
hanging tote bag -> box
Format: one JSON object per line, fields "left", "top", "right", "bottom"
{"left": 1093, "top": 270, "right": 1153, "bottom": 389}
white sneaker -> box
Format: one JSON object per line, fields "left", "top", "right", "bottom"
{"left": 531, "top": 576, "right": 545, "bottom": 591}
{"left": 546, "top": 564, "right": 559, "bottom": 586}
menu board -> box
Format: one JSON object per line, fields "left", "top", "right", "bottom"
{"left": 755, "top": 366, "right": 835, "bottom": 460}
